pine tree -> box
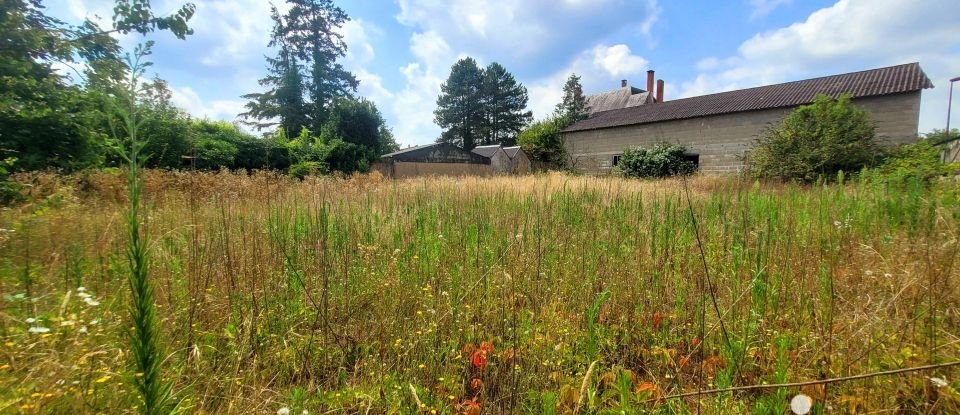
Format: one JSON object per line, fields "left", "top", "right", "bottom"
{"left": 554, "top": 73, "right": 590, "bottom": 124}
{"left": 242, "top": 0, "right": 356, "bottom": 134}
{"left": 241, "top": 6, "right": 309, "bottom": 135}
{"left": 480, "top": 62, "right": 532, "bottom": 146}
{"left": 434, "top": 57, "right": 484, "bottom": 150}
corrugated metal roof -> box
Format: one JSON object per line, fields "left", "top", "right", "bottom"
{"left": 585, "top": 86, "right": 654, "bottom": 114}
{"left": 382, "top": 143, "right": 441, "bottom": 157}
{"left": 471, "top": 145, "right": 502, "bottom": 158}
{"left": 565, "top": 62, "right": 934, "bottom": 133}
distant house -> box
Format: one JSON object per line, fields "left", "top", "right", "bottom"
{"left": 503, "top": 146, "right": 531, "bottom": 174}
{"left": 471, "top": 145, "right": 512, "bottom": 174}
{"left": 564, "top": 62, "right": 933, "bottom": 175}
{"left": 585, "top": 70, "right": 661, "bottom": 114}
{"left": 373, "top": 143, "right": 491, "bottom": 179}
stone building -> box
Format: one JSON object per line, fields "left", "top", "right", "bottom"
{"left": 373, "top": 143, "right": 491, "bottom": 179}
{"left": 563, "top": 62, "right": 933, "bottom": 175}
{"left": 471, "top": 145, "right": 512, "bottom": 174}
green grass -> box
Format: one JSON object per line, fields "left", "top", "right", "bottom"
{"left": 1, "top": 171, "right": 959, "bottom": 414}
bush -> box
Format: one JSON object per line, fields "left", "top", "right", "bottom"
{"left": 749, "top": 94, "right": 882, "bottom": 182}
{"left": 613, "top": 143, "right": 696, "bottom": 179}
{"left": 288, "top": 161, "right": 326, "bottom": 179}
{"left": 877, "top": 139, "right": 953, "bottom": 184}
{"left": 517, "top": 117, "right": 567, "bottom": 169}
{"left": 0, "top": 158, "right": 23, "bottom": 205}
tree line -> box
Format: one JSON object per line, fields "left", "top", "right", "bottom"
{"left": 0, "top": 0, "right": 396, "bottom": 177}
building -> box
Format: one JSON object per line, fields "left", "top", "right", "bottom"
{"left": 585, "top": 70, "right": 662, "bottom": 114}
{"left": 373, "top": 142, "right": 492, "bottom": 179}
{"left": 471, "top": 145, "right": 512, "bottom": 174}
{"left": 563, "top": 62, "right": 933, "bottom": 175}
{"left": 503, "top": 146, "right": 531, "bottom": 174}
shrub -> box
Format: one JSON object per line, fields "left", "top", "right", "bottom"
{"left": 0, "top": 157, "right": 23, "bottom": 205}
{"left": 749, "top": 93, "right": 882, "bottom": 182}
{"left": 288, "top": 161, "right": 326, "bottom": 179}
{"left": 613, "top": 143, "right": 696, "bottom": 179}
{"left": 517, "top": 117, "right": 567, "bottom": 169}
{"left": 877, "top": 139, "right": 953, "bottom": 184}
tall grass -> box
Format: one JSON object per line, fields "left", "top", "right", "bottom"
{"left": 0, "top": 171, "right": 958, "bottom": 413}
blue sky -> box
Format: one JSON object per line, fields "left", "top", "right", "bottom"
{"left": 47, "top": 0, "right": 960, "bottom": 146}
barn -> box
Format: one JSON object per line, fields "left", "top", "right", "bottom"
{"left": 563, "top": 62, "right": 934, "bottom": 175}
{"left": 373, "top": 143, "right": 492, "bottom": 179}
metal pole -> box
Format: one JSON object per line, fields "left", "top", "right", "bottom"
{"left": 948, "top": 77, "right": 960, "bottom": 162}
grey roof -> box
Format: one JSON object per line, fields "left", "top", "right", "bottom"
{"left": 503, "top": 146, "right": 523, "bottom": 158}
{"left": 566, "top": 62, "right": 934, "bottom": 133}
{"left": 471, "top": 145, "right": 503, "bottom": 158}
{"left": 585, "top": 86, "right": 655, "bottom": 114}
{"left": 382, "top": 143, "right": 440, "bottom": 157}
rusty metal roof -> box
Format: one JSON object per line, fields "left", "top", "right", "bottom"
{"left": 565, "top": 62, "right": 933, "bottom": 133}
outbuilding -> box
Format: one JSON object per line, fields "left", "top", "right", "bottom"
{"left": 503, "top": 146, "right": 531, "bottom": 174}
{"left": 563, "top": 62, "right": 934, "bottom": 174}
{"left": 373, "top": 143, "right": 492, "bottom": 179}
{"left": 471, "top": 145, "right": 512, "bottom": 174}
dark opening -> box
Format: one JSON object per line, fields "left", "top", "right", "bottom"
{"left": 682, "top": 152, "right": 700, "bottom": 167}
{"left": 612, "top": 154, "right": 621, "bottom": 166}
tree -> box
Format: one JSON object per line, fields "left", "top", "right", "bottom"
{"left": 138, "top": 78, "right": 192, "bottom": 169}
{"left": 613, "top": 143, "right": 696, "bottom": 179}
{"left": 241, "top": 7, "right": 309, "bottom": 135}
{"left": 748, "top": 94, "right": 881, "bottom": 182}
{"left": 435, "top": 57, "right": 485, "bottom": 150}
{"left": 321, "top": 98, "right": 397, "bottom": 157}
{"left": 554, "top": 73, "right": 590, "bottom": 124}
{"left": 242, "top": 0, "right": 357, "bottom": 135}
{"left": 517, "top": 117, "right": 567, "bottom": 168}
{"left": 480, "top": 62, "right": 532, "bottom": 146}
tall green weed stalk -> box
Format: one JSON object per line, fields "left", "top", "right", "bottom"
{"left": 109, "top": 42, "right": 176, "bottom": 415}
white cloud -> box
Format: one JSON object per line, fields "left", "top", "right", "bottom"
{"left": 748, "top": 0, "right": 791, "bottom": 19}
{"left": 170, "top": 86, "right": 246, "bottom": 123}
{"left": 677, "top": 0, "right": 960, "bottom": 132}
{"left": 592, "top": 44, "right": 649, "bottom": 77}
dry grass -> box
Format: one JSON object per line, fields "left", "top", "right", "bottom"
{"left": 1, "top": 170, "right": 959, "bottom": 414}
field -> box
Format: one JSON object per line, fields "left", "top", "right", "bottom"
{"left": 1, "top": 171, "right": 959, "bottom": 414}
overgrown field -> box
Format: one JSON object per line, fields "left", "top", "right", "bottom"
{"left": 2, "top": 171, "right": 959, "bottom": 414}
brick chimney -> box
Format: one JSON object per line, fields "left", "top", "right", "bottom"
{"left": 656, "top": 79, "right": 665, "bottom": 102}
{"left": 646, "top": 70, "right": 655, "bottom": 93}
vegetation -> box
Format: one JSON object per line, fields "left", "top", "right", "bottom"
{"left": 614, "top": 143, "right": 697, "bottom": 179}
{"left": 554, "top": 73, "right": 590, "bottom": 124}
{"left": 2, "top": 171, "right": 959, "bottom": 413}
{"left": 435, "top": 58, "right": 533, "bottom": 150}
{"left": 748, "top": 94, "right": 882, "bottom": 182}
{"left": 877, "top": 138, "right": 953, "bottom": 184}
{"left": 517, "top": 117, "right": 567, "bottom": 169}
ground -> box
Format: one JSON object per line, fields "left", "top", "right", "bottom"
{"left": 1, "top": 171, "right": 959, "bottom": 414}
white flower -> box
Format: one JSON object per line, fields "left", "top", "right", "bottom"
{"left": 83, "top": 297, "right": 100, "bottom": 306}
{"left": 77, "top": 292, "right": 91, "bottom": 299}
{"left": 301, "top": 411, "right": 309, "bottom": 415}
{"left": 78, "top": 326, "right": 88, "bottom": 334}
{"left": 790, "top": 394, "right": 813, "bottom": 414}
{"left": 277, "top": 407, "right": 290, "bottom": 415}
{"left": 28, "top": 326, "right": 51, "bottom": 334}
{"left": 931, "top": 377, "right": 948, "bottom": 388}
{"left": 25, "top": 317, "right": 36, "bottom": 324}
{"left": 77, "top": 286, "right": 86, "bottom": 292}
{"left": 89, "top": 318, "right": 100, "bottom": 325}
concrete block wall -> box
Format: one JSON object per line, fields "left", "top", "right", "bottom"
{"left": 564, "top": 91, "right": 922, "bottom": 175}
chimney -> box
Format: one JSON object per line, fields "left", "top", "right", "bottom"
{"left": 646, "top": 70, "right": 655, "bottom": 93}
{"left": 656, "top": 79, "right": 665, "bottom": 102}
{"left": 621, "top": 79, "right": 628, "bottom": 88}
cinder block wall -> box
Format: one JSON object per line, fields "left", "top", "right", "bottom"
{"left": 563, "top": 91, "right": 922, "bottom": 175}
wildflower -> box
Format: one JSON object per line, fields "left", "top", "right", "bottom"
{"left": 28, "top": 326, "right": 50, "bottom": 334}
{"left": 77, "top": 286, "right": 86, "bottom": 293}
{"left": 469, "top": 377, "right": 483, "bottom": 391}
{"left": 78, "top": 326, "right": 88, "bottom": 334}
{"left": 277, "top": 407, "right": 290, "bottom": 415}
{"left": 471, "top": 350, "right": 487, "bottom": 370}
{"left": 301, "top": 410, "right": 309, "bottom": 415}
{"left": 83, "top": 297, "right": 100, "bottom": 306}
{"left": 461, "top": 398, "right": 482, "bottom": 415}
{"left": 479, "top": 341, "right": 494, "bottom": 354}
{"left": 25, "top": 317, "right": 36, "bottom": 324}
{"left": 652, "top": 312, "right": 663, "bottom": 330}
{"left": 930, "top": 377, "right": 948, "bottom": 388}
{"left": 95, "top": 375, "right": 111, "bottom": 383}
{"left": 790, "top": 394, "right": 812, "bottom": 414}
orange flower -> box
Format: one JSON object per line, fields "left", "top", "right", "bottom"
{"left": 652, "top": 312, "right": 663, "bottom": 330}
{"left": 479, "top": 341, "right": 494, "bottom": 354}
{"left": 691, "top": 337, "right": 701, "bottom": 348}
{"left": 469, "top": 377, "right": 483, "bottom": 392}
{"left": 461, "top": 398, "right": 482, "bottom": 415}
{"left": 471, "top": 349, "right": 487, "bottom": 370}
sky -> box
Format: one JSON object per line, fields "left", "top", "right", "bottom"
{"left": 46, "top": 0, "right": 960, "bottom": 146}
